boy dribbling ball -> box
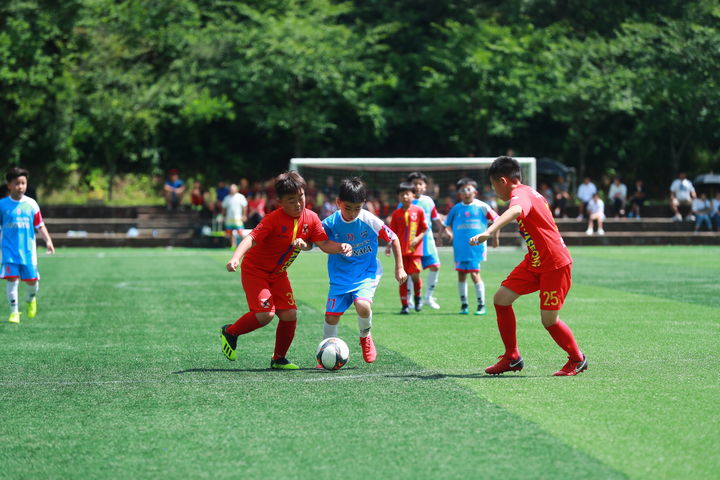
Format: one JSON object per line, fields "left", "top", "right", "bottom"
{"left": 220, "top": 171, "right": 351, "bottom": 370}
{"left": 443, "top": 178, "right": 500, "bottom": 315}
{"left": 321, "top": 178, "right": 407, "bottom": 364}
{"left": 1, "top": 167, "right": 55, "bottom": 324}
{"left": 469, "top": 156, "right": 588, "bottom": 376}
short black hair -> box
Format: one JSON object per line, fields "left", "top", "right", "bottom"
{"left": 338, "top": 177, "right": 367, "bottom": 203}
{"left": 456, "top": 177, "right": 477, "bottom": 190}
{"left": 487, "top": 156, "right": 522, "bottom": 182}
{"left": 397, "top": 182, "right": 416, "bottom": 195}
{"left": 407, "top": 171, "right": 427, "bottom": 183}
{"left": 6, "top": 166, "right": 29, "bottom": 183}
{"left": 275, "top": 171, "right": 306, "bottom": 198}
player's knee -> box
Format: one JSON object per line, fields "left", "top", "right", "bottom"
{"left": 255, "top": 311, "right": 274, "bottom": 325}
{"left": 354, "top": 300, "right": 372, "bottom": 317}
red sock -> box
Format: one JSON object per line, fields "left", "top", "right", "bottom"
{"left": 227, "top": 311, "right": 263, "bottom": 336}
{"left": 414, "top": 278, "right": 422, "bottom": 298}
{"left": 400, "top": 283, "right": 408, "bottom": 306}
{"left": 273, "top": 320, "right": 297, "bottom": 360}
{"left": 494, "top": 304, "right": 519, "bottom": 359}
{"left": 545, "top": 320, "right": 582, "bottom": 361}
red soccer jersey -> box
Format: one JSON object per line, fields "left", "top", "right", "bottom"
{"left": 389, "top": 205, "right": 427, "bottom": 256}
{"left": 508, "top": 184, "right": 572, "bottom": 272}
{"left": 243, "top": 208, "right": 328, "bottom": 274}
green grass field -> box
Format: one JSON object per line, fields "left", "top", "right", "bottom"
{"left": 1, "top": 246, "right": 718, "bottom": 479}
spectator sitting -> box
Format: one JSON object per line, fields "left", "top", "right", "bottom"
{"left": 576, "top": 177, "right": 597, "bottom": 220}
{"left": 628, "top": 179, "right": 646, "bottom": 219}
{"left": 691, "top": 193, "right": 713, "bottom": 233}
{"left": 608, "top": 177, "right": 627, "bottom": 218}
{"left": 163, "top": 169, "right": 186, "bottom": 211}
{"left": 190, "top": 181, "right": 207, "bottom": 212}
{"left": 214, "top": 180, "right": 230, "bottom": 213}
{"left": 481, "top": 185, "right": 498, "bottom": 211}
{"left": 539, "top": 182, "right": 554, "bottom": 205}
{"left": 246, "top": 192, "right": 267, "bottom": 229}
{"left": 711, "top": 192, "right": 720, "bottom": 231}
{"left": 320, "top": 194, "right": 338, "bottom": 219}
{"left": 552, "top": 176, "right": 570, "bottom": 218}
{"left": 669, "top": 172, "right": 696, "bottom": 221}
{"left": 585, "top": 192, "right": 605, "bottom": 235}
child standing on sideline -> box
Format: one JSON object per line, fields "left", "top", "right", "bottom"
{"left": 405, "top": 172, "right": 444, "bottom": 310}
{"left": 444, "top": 178, "right": 500, "bottom": 315}
{"left": 470, "top": 156, "right": 588, "bottom": 376}
{"left": 1, "top": 167, "right": 55, "bottom": 323}
{"left": 388, "top": 182, "right": 427, "bottom": 314}
{"left": 321, "top": 178, "right": 407, "bottom": 363}
{"left": 220, "top": 171, "right": 352, "bottom": 369}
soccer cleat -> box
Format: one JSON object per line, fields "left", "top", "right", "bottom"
{"left": 270, "top": 357, "right": 300, "bottom": 370}
{"left": 400, "top": 306, "right": 410, "bottom": 315}
{"left": 459, "top": 304, "right": 469, "bottom": 315}
{"left": 553, "top": 354, "right": 588, "bottom": 376}
{"left": 359, "top": 335, "right": 377, "bottom": 363}
{"left": 474, "top": 305, "right": 487, "bottom": 316}
{"left": 27, "top": 299, "right": 37, "bottom": 319}
{"left": 220, "top": 324, "right": 238, "bottom": 361}
{"left": 414, "top": 297, "right": 423, "bottom": 312}
{"left": 425, "top": 296, "right": 440, "bottom": 310}
{"left": 485, "top": 355, "right": 524, "bottom": 375}
{"left": 8, "top": 312, "right": 20, "bottom": 324}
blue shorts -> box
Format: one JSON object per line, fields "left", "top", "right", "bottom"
{"left": 455, "top": 260, "right": 482, "bottom": 272}
{"left": 1, "top": 263, "right": 39, "bottom": 281}
{"left": 325, "top": 279, "right": 378, "bottom": 316}
{"left": 421, "top": 252, "right": 441, "bottom": 269}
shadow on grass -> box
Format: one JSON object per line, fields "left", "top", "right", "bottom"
{"left": 387, "top": 372, "right": 541, "bottom": 380}
{"left": 172, "top": 366, "right": 360, "bottom": 374}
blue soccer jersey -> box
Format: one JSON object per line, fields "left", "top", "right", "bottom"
{"left": 323, "top": 209, "right": 396, "bottom": 291}
{"left": 0, "top": 195, "right": 43, "bottom": 266}
{"left": 413, "top": 195, "right": 439, "bottom": 258}
{"left": 444, "top": 199, "right": 498, "bottom": 265}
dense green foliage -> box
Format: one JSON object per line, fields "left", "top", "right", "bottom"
{"left": 1, "top": 1, "right": 718, "bottom": 196}
{"left": 1, "top": 246, "right": 718, "bottom": 478}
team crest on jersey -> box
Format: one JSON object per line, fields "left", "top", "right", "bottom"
{"left": 346, "top": 233, "right": 354, "bottom": 241}
{"left": 361, "top": 229, "right": 368, "bottom": 238}
{"left": 464, "top": 211, "right": 471, "bottom": 217}
{"left": 410, "top": 213, "right": 417, "bottom": 221}
{"left": 260, "top": 298, "right": 271, "bottom": 309}
{"left": 302, "top": 224, "right": 309, "bottom": 234}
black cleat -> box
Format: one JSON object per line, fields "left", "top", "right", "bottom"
{"left": 400, "top": 306, "right": 410, "bottom": 314}
{"left": 220, "top": 324, "right": 238, "bottom": 361}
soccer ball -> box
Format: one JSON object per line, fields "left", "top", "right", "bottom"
{"left": 316, "top": 337, "right": 350, "bottom": 370}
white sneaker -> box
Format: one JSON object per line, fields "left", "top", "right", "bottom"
{"left": 407, "top": 297, "right": 414, "bottom": 309}
{"left": 672, "top": 214, "right": 682, "bottom": 222}
{"left": 585, "top": 228, "right": 593, "bottom": 235}
{"left": 685, "top": 215, "right": 695, "bottom": 222}
{"left": 425, "top": 296, "right": 440, "bottom": 310}
{"left": 597, "top": 228, "right": 605, "bottom": 235}
{"left": 576, "top": 215, "right": 584, "bottom": 221}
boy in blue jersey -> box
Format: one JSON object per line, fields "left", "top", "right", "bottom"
{"left": 444, "top": 178, "right": 499, "bottom": 315}
{"left": 404, "top": 172, "right": 444, "bottom": 310}
{"left": 1, "top": 167, "right": 55, "bottom": 323}
{"left": 322, "top": 178, "right": 407, "bottom": 363}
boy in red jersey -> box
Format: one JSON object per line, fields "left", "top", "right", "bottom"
{"left": 220, "top": 171, "right": 352, "bottom": 370}
{"left": 470, "top": 156, "right": 588, "bottom": 376}
{"left": 388, "top": 182, "right": 427, "bottom": 314}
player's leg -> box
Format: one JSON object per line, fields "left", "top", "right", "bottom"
{"left": 3, "top": 264, "right": 21, "bottom": 323}
{"left": 422, "top": 255, "right": 441, "bottom": 309}
{"left": 538, "top": 265, "right": 586, "bottom": 376}
{"left": 271, "top": 308, "right": 300, "bottom": 370}
{"left": 324, "top": 290, "right": 352, "bottom": 338}
{"left": 354, "top": 299, "right": 376, "bottom": 363}
{"left": 405, "top": 276, "right": 414, "bottom": 309}
{"left": 470, "top": 271, "right": 486, "bottom": 315}
{"left": 21, "top": 264, "right": 39, "bottom": 318}
{"left": 457, "top": 270, "right": 469, "bottom": 314}
{"left": 411, "top": 271, "right": 423, "bottom": 311}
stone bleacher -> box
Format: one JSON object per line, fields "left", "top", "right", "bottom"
{"left": 45, "top": 204, "right": 718, "bottom": 248}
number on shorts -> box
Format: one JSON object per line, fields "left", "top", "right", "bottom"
{"left": 326, "top": 298, "right": 336, "bottom": 310}
{"left": 286, "top": 292, "right": 296, "bottom": 306}
{"left": 541, "top": 290, "right": 559, "bottom": 307}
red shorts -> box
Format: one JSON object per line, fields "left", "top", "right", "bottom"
{"left": 501, "top": 262, "right": 572, "bottom": 311}
{"left": 241, "top": 268, "right": 296, "bottom": 313}
{"left": 402, "top": 255, "right": 423, "bottom": 275}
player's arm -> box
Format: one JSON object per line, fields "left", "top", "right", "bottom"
{"left": 293, "top": 238, "right": 313, "bottom": 251}
{"left": 227, "top": 234, "right": 256, "bottom": 271}
{"left": 314, "top": 239, "right": 352, "bottom": 256}
{"left": 443, "top": 224, "right": 453, "bottom": 242}
{"left": 389, "top": 237, "right": 408, "bottom": 284}
{"left": 36, "top": 225, "right": 55, "bottom": 254}
{"left": 470, "top": 205, "right": 522, "bottom": 246}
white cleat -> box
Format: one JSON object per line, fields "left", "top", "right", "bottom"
{"left": 425, "top": 296, "right": 440, "bottom": 310}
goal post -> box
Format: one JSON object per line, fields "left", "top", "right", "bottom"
{"left": 289, "top": 157, "right": 537, "bottom": 204}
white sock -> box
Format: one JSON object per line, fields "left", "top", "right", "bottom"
{"left": 424, "top": 270, "right": 439, "bottom": 300}
{"left": 457, "top": 281, "right": 467, "bottom": 305}
{"left": 26, "top": 282, "right": 39, "bottom": 303}
{"left": 323, "top": 320, "right": 339, "bottom": 339}
{"left": 358, "top": 314, "right": 372, "bottom": 338}
{"left": 7, "top": 280, "right": 19, "bottom": 313}
{"left": 475, "top": 280, "right": 485, "bottom": 307}
{"left": 406, "top": 277, "right": 414, "bottom": 301}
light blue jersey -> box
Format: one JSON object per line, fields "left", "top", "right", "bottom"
{"left": 323, "top": 209, "right": 396, "bottom": 292}
{"left": 396, "top": 194, "right": 440, "bottom": 266}
{"left": 0, "top": 195, "right": 43, "bottom": 266}
{"left": 444, "top": 199, "right": 498, "bottom": 267}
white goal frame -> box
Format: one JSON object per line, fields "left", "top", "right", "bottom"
{"left": 289, "top": 157, "right": 537, "bottom": 190}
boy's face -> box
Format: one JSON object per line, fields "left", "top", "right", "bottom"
{"left": 7, "top": 176, "right": 27, "bottom": 199}
{"left": 490, "top": 176, "right": 512, "bottom": 201}
{"left": 278, "top": 189, "right": 306, "bottom": 218}
{"left": 459, "top": 185, "right": 477, "bottom": 204}
{"left": 411, "top": 179, "right": 426, "bottom": 196}
{"left": 398, "top": 190, "right": 414, "bottom": 207}
{"left": 337, "top": 199, "right": 363, "bottom": 222}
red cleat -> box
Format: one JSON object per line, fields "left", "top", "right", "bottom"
{"left": 359, "top": 335, "right": 377, "bottom": 363}
{"left": 553, "top": 354, "right": 588, "bottom": 376}
{"left": 485, "top": 355, "right": 524, "bottom": 375}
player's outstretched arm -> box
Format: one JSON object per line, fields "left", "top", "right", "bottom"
{"left": 389, "top": 237, "right": 407, "bottom": 284}
{"left": 293, "top": 238, "right": 313, "bottom": 251}
{"left": 227, "top": 234, "right": 256, "bottom": 272}
{"left": 315, "top": 239, "right": 352, "bottom": 256}
{"left": 37, "top": 225, "right": 55, "bottom": 254}
{"left": 470, "top": 205, "right": 522, "bottom": 246}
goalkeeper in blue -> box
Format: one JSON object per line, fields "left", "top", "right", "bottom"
{"left": 321, "top": 177, "right": 407, "bottom": 364}
{"left": 443, "top": 178, "right": 499, "bottom": 315}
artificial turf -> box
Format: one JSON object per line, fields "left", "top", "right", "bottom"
{"left": 0, "top": 246, "right": 717, "bottom": 479}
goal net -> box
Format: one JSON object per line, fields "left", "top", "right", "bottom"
{"left": 289, "top": 157, "right": 536, "bottom": 214}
